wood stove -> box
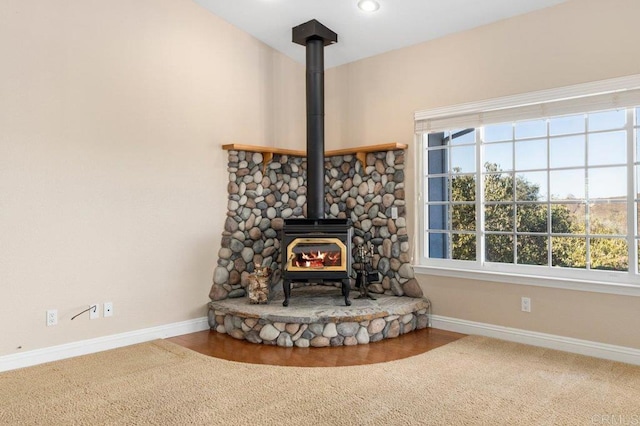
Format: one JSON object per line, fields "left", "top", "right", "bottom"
{"left": 280, "top": 20, "right": 354, "bottom": 306}
{"left": 282, "top": 219, "right": 352, "bottom": 306}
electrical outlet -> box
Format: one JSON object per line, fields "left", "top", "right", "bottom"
{"left": 521, "top": 297, "right": 531, "bottom": 313}
{"left": 104, "top": 302, "right": 113, "bottom": 317}
{"left": 391, "top": 207, "right": 398, "bottom": 219}
{"left": 89, "top": 304, "right": 99, "bottom": 319}
{"left": 46, "top": 309, "right": 58, "bottom": 326}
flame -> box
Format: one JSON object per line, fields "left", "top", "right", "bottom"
{"left": 294, "top": 250, "right": 341, "bottom": 268}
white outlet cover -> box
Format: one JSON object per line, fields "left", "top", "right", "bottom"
{"left": 104, "top": 302, "right": 113, "bottom": 317}
{"left": 391, "top": 207, "right": 398, "bottom": 219}
{"left": 46, "top": 309, "right": 58, "bottom": 326}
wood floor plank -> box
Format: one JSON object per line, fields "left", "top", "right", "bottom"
{"left": 167, "top": 328, "right": 466, "bottom": 367}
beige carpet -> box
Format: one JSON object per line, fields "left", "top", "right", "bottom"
{"left": 1, "top": 336, "right": 639, "bottom": 425}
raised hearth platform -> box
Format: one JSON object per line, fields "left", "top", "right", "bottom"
{"left": 208, "top": 287, "right": 430, "bottom": 347}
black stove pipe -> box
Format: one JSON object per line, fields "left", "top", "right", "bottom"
{"left": 292, "top": 20, "right": 337, "bottom": 221}
{"left": 305, "top": 37, "right": 325, "bottom": 220}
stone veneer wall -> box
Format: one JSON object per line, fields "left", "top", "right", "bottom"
{"left": 209, "top": 148, "right": 421, "bottom": 301}
{"left": 208, "top": 304, "right": 430, "bottom": 347}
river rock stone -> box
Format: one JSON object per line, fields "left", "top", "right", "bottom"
{"left": 330, "top": 336, "right": 345, "bottom": 346}
{"left": 218, "top": 247, "right": 232, "bottom": 260}
{"left": 244, "top": 330, "right": 262, "bottom": 344}
{"left": 355, "top": 327, "right": 370, "bottom": 344}
{"left": 228, "top": 270, "right": 240, "bottom": 285}
{"left": 398, "top": 263, "right": 414, "bottom": 278}
{"left": 368, "top": 283, "right": 384, "bottom": 294}
{"left": 382, "top": 239, "right": 392, "bottom": 258}
{"left": 229, "top": 328, "right": 245, "bottom": 340}
{"left": 241, "top": 247, "right": 254, "bottom": 263}
{"left": 277, "top": 333, "right": 293, "bottom": 347}
{"left": 224, "top": 217, "right": 238, "bottom": 232}
{"left": 308, "top": 323, "right": 323, "bottom": 335}
{"left": 285, "top": 323, "right": 300, "bottom": 335}
{"left": 213, "top": 267, "right": 229, "bottom": 285}
{"left": 344, "top": 336, "right": 358, "bottom": 346}
{"left": 389, "top": 258, "right": 401, "bottom": 271}
{"left": 336, "top": 322, "right": 359, "bottom": 337}
{"left": 378, "top": 257, "right": 390, "bottom": 275}
{"left": 259, "top": 324, "right": 280, "bottom": 341}
{"left": 390, "top": 279, "right": 404, "bottom": 296}
{"left": 227, "top": 288, "right": 245, "bottom": 298}
{"left": 295, "top": 338, "right": 310, "bottom": 348}
{"left": 229, "top": 238, "right": 244, "bottom": 253}
{"left": 386, "top": 320, "right": 400, "bottom": 338}
{"left": 323, "top": 323, "right": 338, "bottom": 338}
{"left": 402, "top": 278, "right": 423, "bottom": 298}
{"left": 209, "top": 284, "right": 228, "bottom": 301}
{"left": 310, "top": 336, "right": 330, "bottom": 347}
{"left": 391, "top": 242, "right": 401, "bottom": 258}
{"left": 367, "top": 318, "right": 386, "bottom": 335}
{"left": 385, "top": 150, "right": 395, "bottom": 167}
{"left": 417, "top": 315, "right": 429, "bottom": 329}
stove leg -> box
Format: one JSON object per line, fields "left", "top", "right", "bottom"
{"left": 342, "top": 279, "right": 351, "bottom": 306}
{"left": 283, "top": 279, "right": 291, "bottom": 307}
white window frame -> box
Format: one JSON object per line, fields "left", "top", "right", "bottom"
{"left": 414, "top": 74, "right": 640, "bottom": 297}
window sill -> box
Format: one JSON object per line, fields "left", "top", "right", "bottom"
{"left": 413, "top": 264, "right": 640, "bottom": 297}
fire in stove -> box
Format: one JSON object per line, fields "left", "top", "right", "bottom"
{"left": 287, "top": 238, "right": 346, "bottom": 271}
{"left": 295, "top": 248, "right": 340, "bottom": 268}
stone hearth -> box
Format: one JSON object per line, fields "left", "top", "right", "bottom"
{"left": 208, "top": 286, "right": 430, "bottom": 347}
{"left": 208, "top": 143, "right": 430, "bottom": 346}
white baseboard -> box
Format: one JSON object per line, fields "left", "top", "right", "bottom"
{"left": 5, "top": 315, "right": 637, "bottom": 371}
{"left": 0, "top": 317, "right": 210, "bottom": 373}
{"left": 431, "top": 315, "right": 640, "bottom": 366}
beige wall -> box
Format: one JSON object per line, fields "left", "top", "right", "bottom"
{"left": 326, "top": 0, "right": 640, "bottom": 348}
{"left": 0, "top": 0, "right": 304, "bottom": 356}
{"left": 3, "top": 0, "right": 639, "bottom": 358}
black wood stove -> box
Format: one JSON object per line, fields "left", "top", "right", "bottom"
{"left": 281, "top": 20, "right": 353, "bottom": 306}
{"left": 282, "top": 218, "right": 352, "bottom": 306}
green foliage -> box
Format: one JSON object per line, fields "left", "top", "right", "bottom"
{"left": 554, "top": 221, "right": 628, "bottom": 271}
{"left": 448, "top": 162, "right": 628, "bottom": 271}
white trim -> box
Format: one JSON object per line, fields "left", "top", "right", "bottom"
{"left": 431, "top": 315, "right": 640, "bottom": 366}
{"left": 414, "top": 265, "right": 640, "bottom": 297}
{"left": 415, "top": 74, "right": 640, "bottom": 121}
{"left": 415, "top": 75, "right": 640, "bottom": 293}
{"left": 0, "top": 317, "right": 209, "bottom": 372}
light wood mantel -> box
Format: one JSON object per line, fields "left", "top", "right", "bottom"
{"left": 222, "top": 142, "right": 407, "bottom": 171}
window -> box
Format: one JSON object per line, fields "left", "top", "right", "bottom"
{"left": 415, "top": 76, "right": 640, "bottom": 290}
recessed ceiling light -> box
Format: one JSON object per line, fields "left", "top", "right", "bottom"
{"left": 357, "top": 0, "right": 380, "bottom": 12}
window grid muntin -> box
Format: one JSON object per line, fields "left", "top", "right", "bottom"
{"left": 633, "top": 107, "right": 640, "bottom": 272}
{"left": 423, "top": 106, "right": 637, "bottom": 276}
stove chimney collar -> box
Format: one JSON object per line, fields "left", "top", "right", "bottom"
{"left": 292, "top": 19, "right": 338, "bottom": 46}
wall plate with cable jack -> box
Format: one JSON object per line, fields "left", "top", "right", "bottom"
{"left": 89, "top": 304, "right": 99, "bottom": 319}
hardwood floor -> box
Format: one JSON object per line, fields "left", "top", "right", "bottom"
{"left": 167, "top": 327, "right": 466, "bottom": 367}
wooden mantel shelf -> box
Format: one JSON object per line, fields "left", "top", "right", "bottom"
{"left": 222, "top": 142, "right": 407, "bottom": 171}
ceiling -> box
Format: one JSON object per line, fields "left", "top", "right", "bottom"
{"left": 193, "top": 0, "right": 568, "bottom": 69}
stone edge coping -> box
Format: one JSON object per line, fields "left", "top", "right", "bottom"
{"left": 208, "top": 296, "right": 430, "bottom": 324}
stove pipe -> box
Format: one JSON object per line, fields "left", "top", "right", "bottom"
{"left": 292, "top": 20, "right": 338, "bottom": 220}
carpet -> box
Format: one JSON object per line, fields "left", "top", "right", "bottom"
{"left": 1, "top": 336, "right": 638, "bottom": 425}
